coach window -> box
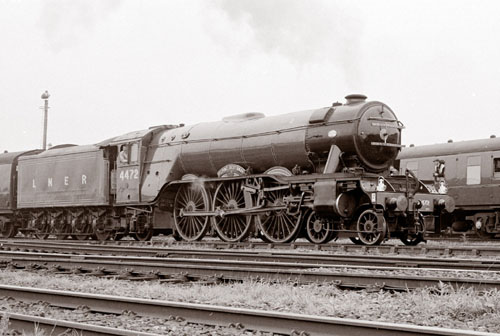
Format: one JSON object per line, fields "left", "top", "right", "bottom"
{"left": 466, "top": 156, "right": 481, "bottom": 185}
{"left": 494, "top": 158, "right": 500, "bottom": 178}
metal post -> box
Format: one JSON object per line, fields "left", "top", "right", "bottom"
{"left": 41, "top": 91, "right": 50, "bottom": 150}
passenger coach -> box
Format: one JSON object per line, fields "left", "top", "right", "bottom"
{"left": 398, "top": 136, "right": 500, "bottom": 238}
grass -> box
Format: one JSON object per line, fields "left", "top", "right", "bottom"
{"left": 0, "top": 270, "right": 499, "bottom": 333}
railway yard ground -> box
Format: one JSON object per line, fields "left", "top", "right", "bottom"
{"left": 1, "top": 237, "right": 500, "bottom": 335}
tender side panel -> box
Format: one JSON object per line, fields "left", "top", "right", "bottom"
{"left": 17, "top": 150, "right": 109, "bottom": 208}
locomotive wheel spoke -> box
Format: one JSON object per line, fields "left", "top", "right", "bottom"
{"left": 212, "top": 181, "right": 252, "bottom": 242}
{"left": 356, "top": 209, "right": 386, "bottom": 245}
{"left": 256, "top": 186, "right": 302, "bottom": 243}
{"left": 174, "top": 183, "right": 210, "bottom": 241}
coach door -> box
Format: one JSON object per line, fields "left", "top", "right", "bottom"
{"left": 116, "top": 141, "right": 141, "bottom": 203}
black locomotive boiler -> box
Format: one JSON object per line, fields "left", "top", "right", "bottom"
{"left": 0, "top": 94, "right": 454, "bottom": 245}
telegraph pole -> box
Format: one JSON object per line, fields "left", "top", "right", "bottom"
{"left": 41, "top": 90, "right": 50, "bottom": 150}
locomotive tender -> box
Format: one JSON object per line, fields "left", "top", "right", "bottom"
{"left": 0, "top": 94, "right": 454, "bottom": 245}
{"left": 398, "top": 136, "right": 500, "bottom": 238}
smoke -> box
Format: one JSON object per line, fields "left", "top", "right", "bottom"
{"left": 208, "top": 0, "right": 363, "bottom": 83}
{"left": 38, "top": 0, "right": 123, "bottom": 52}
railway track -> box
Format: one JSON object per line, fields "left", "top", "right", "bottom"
{"left": 0, "top": 284, "right": 494, "bottom": 336}
{"left": 2, "top": 240, "right": 500, "bottom": 272}
{"left": 4, "top": 237, "right": 500, "bottom": 257}
{"left": 1, "top": 250, "right": 500, "bottom": 291}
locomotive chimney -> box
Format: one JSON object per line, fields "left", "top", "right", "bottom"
{"left": 345, "top": 94, "right": 367, "bottom": 105}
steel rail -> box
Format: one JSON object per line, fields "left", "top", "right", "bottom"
{"left": 2, "top": 241, "right": 500, "bottom": 272}
{"left": 1, "top": 312, "right": 158, "bottom": 336}
{"left": 2, "top": 252, "right": 500, "bottom": 291}
{"left": 4, "top": 237, "right": 500, "bottom": 257}
{"left": 0, "top": 285, "right": 494, "bottom": 336}
{"left": 3, "top": 248, "right": 500, "bottom": 275}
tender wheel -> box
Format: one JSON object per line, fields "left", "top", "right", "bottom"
{"left": 212, "top": 181, "right": 252, "bottom": 242}
{"left": 0, "top": 221, "right": 17, "bottom": 238}
{"left": 305, "top": 212, "right": 336, "bottom": 244}
{"left": 71, "top": 220, "right": 91, "bottom": 240}
{"left": 173, "top": 183, "right": 210, "bottom": 241}
{"left": 356, "top": 209, "right": 386, "bottom": 245}
{"left": 35, "top": 217, "right": 50, "bottom": 240}
{"left": 54, "top": 220, "right": 70, "bottom": 240}
{"left": 256, "top": 186, "right": 302, "bottom": 243}
{"left": 94, "top": 229, "right": 111, "bottom": 241}
{"left": 400, "top": 232, "right": 424, "bottom": 246}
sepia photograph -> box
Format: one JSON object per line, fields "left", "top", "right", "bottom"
{"left": 0, "top": 0, "right": 499, "bottom": 335}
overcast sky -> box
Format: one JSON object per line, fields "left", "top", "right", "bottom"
{"left": 1, "top": 0, "right": 499, "bottom": 152}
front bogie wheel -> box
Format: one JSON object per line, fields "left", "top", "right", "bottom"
{"left": 305, "top": 211, "right": 336, "bottom": 244}
{"left": 356, "top": 209, "right": 386, "bottom": 245}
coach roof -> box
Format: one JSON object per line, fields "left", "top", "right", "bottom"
{"left": 398, "top": 137, "right": 500, "bottom": 159}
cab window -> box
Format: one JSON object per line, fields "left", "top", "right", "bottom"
{"left": 119, "top": 144, "right": 129, "bottom": 164}
{"left": 466, "top": 156, "right": 481, "bottom": 185}
{"left": 130, "top": 143, "right": 139, "bottom": 163}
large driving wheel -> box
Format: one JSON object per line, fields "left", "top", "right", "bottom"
{"left": 256, "top": 186, "right": 302, "bottom": 243}
{"left": 305, "top": 211, "right": 336, "bottom": 244}
{"left": 212, "top": 181, "right": 252, "bottom": 242}
{"left": 356, "top": 209, "right": 386, "bottom": 245}
{"left": 173, "top": 183, "right": 210, "bottom": 241}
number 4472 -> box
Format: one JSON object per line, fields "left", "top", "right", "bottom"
{"left": 119, "top": 169, "right": 139, "bottom": 180}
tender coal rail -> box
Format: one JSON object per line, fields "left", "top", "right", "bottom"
{"left": 2, "top": 241, "right": 500, "bottom": 272}
{"left": 2, "top": 251, "right": 500, "bottom": 291}
{"left": 0, "top": 285, "right": 493, "bottom": 336}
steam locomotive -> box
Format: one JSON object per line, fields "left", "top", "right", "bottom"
{"left": 0, "top": 94, "right": 454, "bottom": 245}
